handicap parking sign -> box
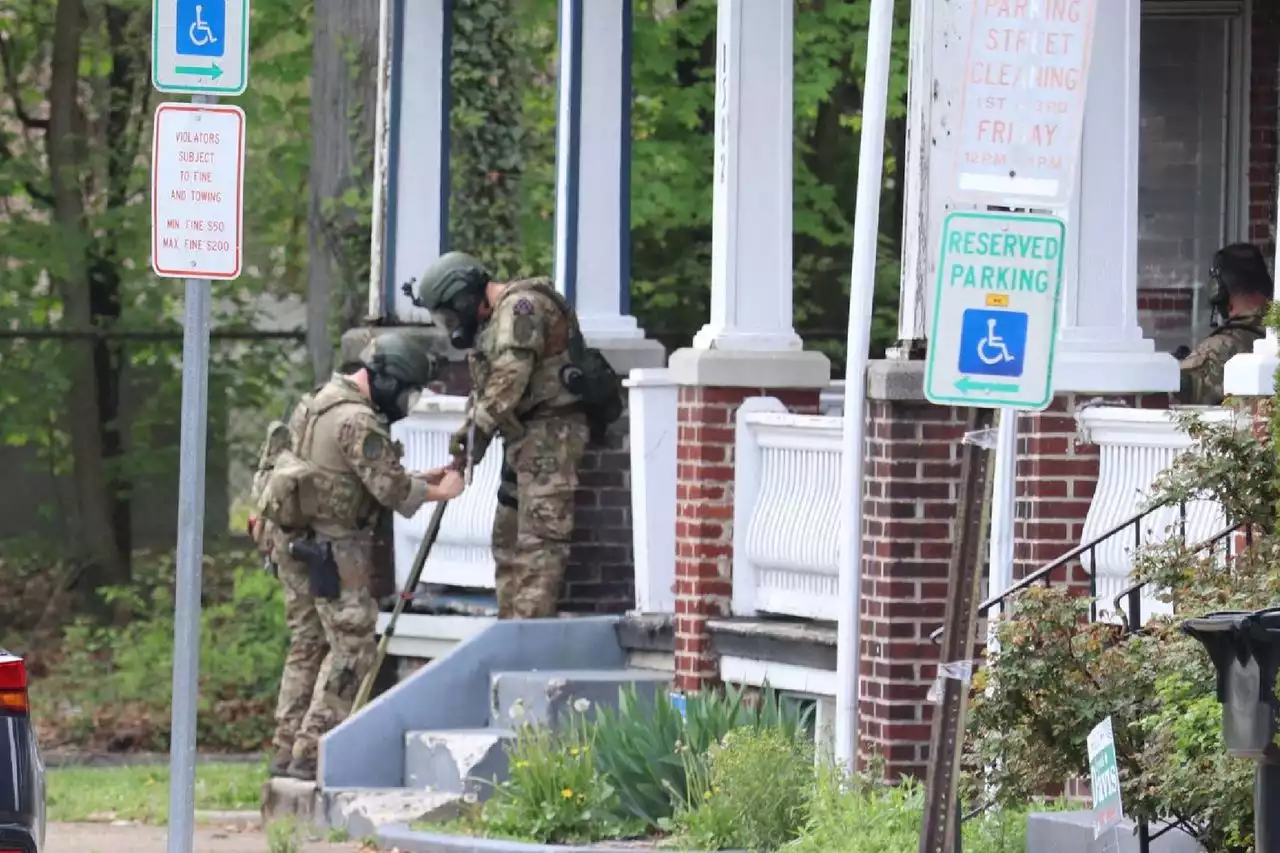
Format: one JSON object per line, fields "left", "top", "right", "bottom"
{"left": 176, "top": 0, "right": 226, "bottom": 57}
{"left": 957, "top": 309, "right": 1028, "bottom": 379}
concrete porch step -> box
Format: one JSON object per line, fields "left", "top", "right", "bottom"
{"left": 261, "top": 777, "right": 462, "bottom": 838}
{"left": 489, "top": 667, "right": 670, "bottom": 728}
{"left": 403, "top": 727, "right": 515, "bottom": 796}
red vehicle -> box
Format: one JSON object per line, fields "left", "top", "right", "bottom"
{"left": 0, "top": 652, "right": 44, "bottom": 853}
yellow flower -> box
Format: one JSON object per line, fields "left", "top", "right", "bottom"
{"left": 703, "top": 790, "right": 712, "bottom": 800}
{"left": 561, "top": 788, "right": 574, "bottom": 799}
{"left": 515, "top": 760, "right": 529, "bottom": 769}
{"left": 570, "top": 747, "right": 580, "bottom": 757}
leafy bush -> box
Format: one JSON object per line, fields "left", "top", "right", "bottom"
{"left": 592, "top": 683, "right": 813, "bottom": 829}
{"left": 786, "top": 767, "right": 1030, "bottom": 853}
{"left": 35, "top": 549, "right": 286, "bottom": 752}
{"left": 670, "top": 726, "right": 813, "bottom": 852}
{"left": 481, "top": 710, "right": 640, "bottom": 845}
{"left": 968, "top": 543, "right": 1268, "bottom": 850}
{"left": 965, "top": 408, "right": 1280, "bottom": 852}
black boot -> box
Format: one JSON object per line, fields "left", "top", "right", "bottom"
{"left": 269, "top": 746, "right": 293, "bottom": 777}
{"left": 285, "top": 754, "right": 317, "bottom": 782}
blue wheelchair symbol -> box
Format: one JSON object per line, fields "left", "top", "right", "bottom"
{"left": 176, "top": 0, "right": 226, "bottom": 58}
{"left": 957, "top": 309, "right": 1028, "bottom": 379}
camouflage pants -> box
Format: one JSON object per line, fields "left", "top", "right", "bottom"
{"left": 270, "top": 530, "right": 378, "bottom": 763}
{"left": 492, "top": 415, "right": 589, "bottom": 619}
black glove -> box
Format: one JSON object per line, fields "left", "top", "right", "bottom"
{"left": 1172, "top": 345, "right": 1192, "bottom": 361}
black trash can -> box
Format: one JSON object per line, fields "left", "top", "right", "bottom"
{"left": 1183, "top": 607, "right": 1280, "bottom": 853}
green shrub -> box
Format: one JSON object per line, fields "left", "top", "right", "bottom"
{"left": 592, "top": 683, "right": 813, "bottom": 830}
{"left": 670, "top": 726, "right": 814, "bottom": 852}
{"left": 786, "top": 766, "right": 1029, "bottom": 853}
{"left": 481, "top": 713, "right": 640, "bottom": 845}
{"left": 35, "top": 551, "right": 286, "bottom": 751}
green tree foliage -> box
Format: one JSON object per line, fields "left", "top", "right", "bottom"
{"left": 473, "top": 0, "right": 911, "bottom": 368}
{"left": 0, "top": 0, "right": 312, "bottom": 604}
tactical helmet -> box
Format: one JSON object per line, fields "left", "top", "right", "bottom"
{"left": 1211, "top": 243, "right": 1273, "bottom": 298}
{"left": 359, "top": 332, "right": 438, "bottom": 422}
{"left": 359, "top": 332, "right": 439, "bottom": 386}
{"left": 415, "top": 252, "right": 490, "bottom": 312}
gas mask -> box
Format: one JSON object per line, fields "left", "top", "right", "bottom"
{"left": 368, "top": 373, "right": 422, "bottom": 424}
{"left": 434, "top": 301, "right": 484, "bottom": 351}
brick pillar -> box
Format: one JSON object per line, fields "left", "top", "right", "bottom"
{"left": 565, "top": 412, "right": 636, "bottom": 612}
{"left": 673, "top": 385, "right": 821, "bottom": 693}
{"left": 860, "top": 360, "right": 965, "bottom": 779}
{"left": 859, "top": 363, "right": 1178, "bottom": 778}
{"left": 1014, "top": 393, "right": 1173, "bottom": 588}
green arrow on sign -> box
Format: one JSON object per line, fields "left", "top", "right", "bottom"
{"left": 175, "top": 63, "right": 224, "bottom": 80}
{"left": 955, "top": 375, "right": 1019, "bottom": 395}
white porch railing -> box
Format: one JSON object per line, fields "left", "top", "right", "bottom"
{"left": 390, "top": 394, "right": 503, "bottom": 591}
{"left": 731, "top": 397, "right": 843, "bottom": 621}
{"left": 1076, "top": 406, "right": 1234, "bottom": 624}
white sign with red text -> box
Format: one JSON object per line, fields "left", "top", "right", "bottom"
{"left": 951, "top": 0, "right": 1098, "bottom": 207}
{"left": 150, "top": 102, "right": 245, "bottom": 280}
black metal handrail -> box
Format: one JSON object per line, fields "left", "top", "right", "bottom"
{"left": 1111, "top": 521, "right": 1251, "bottom": 634}
{"left": 929, "top": 500, "right": 1189, "bottom": 645}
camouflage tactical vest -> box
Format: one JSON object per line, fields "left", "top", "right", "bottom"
{"left": 255, "top": 377, "right": 378, "bottom": 535}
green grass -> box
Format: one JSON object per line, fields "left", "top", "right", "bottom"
{"left": 47, "top": 761, "right": 267, "bottom": 824}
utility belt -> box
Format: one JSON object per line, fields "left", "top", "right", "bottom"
{"left": 517, "top": 401, "right": 584, "bottom": 425}
{"left": 283, "top": 518, "right": 374, "bottom": 601}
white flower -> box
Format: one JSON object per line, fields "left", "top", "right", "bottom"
{"left": 508, "top": 699, "right": 526, "bottom": 719}
{"left": 572, "top": 697, "right": 592, "bottom": 714}
{"left": 462, "top": 792, "right": 479, "bottom": 804}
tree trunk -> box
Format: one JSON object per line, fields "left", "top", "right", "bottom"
{"left": 308, "top": 0, "right": 380, "bottom": 381}
{"left": 48, "top": 0, "right": 128, "bottom": 604}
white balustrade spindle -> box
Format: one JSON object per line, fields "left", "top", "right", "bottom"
{"left": 733, "top": 398, "right": 844, "bottom": 621}
{"left": 1077, "top": 406, "right": 1236, "bottom": 624}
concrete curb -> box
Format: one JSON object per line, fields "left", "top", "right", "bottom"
{"left": 195, "top": 810, "right": 262, "bottom": 830}
{"left": 375, "top": 823, "right": 744, "bottom": 853}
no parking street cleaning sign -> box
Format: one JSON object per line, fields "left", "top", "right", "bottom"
{"left": 924, "top": 211, "right": 1065, "bottom": 411}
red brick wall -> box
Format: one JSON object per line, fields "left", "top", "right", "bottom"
{"left": 859, "top": 397, "right": 965, "bottom": 779}
{"left": 673, "top": 386, "right": 820, "bottom": 693}
{"left": 1249, "top": 0, "right": 1278, "bottom": 257}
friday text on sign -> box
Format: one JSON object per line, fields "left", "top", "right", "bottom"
{"left": 150, "top": 104, "right": 245, "bottom": 279}
{"left": 955, "top": 0, "right": 1095, "bottom": 197}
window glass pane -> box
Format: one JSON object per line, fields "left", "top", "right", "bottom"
{"left": 1137, "top": 16, "right": 1230, "bottom": 352}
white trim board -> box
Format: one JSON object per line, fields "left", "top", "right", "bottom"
{"left": 719, "top": 656, "right": 837, "bottom": 697}
{"left": 373, "top": 613, "right": 497, "bottom": 660}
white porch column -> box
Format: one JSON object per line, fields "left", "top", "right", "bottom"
{"left": 553, "top": 0, "right": 665, "bottom": 372}
{"left": 667, "top": 0, "right": 827, "bottom": 386}
{"left": 691, "top": 0, "right": 803, "bottom": 354}
{"left": 372, "top": 0, "right": 451, "bottom": 325}
{"left": 1053, "top": 0, "right": 1177, "bottom": 393}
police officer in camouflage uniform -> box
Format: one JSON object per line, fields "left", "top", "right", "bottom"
{"left": 257, "top": 332, "right": 464, "bottom": 780}
{"left": 415, "top": 252, "right": 589, "bottom": 620}
{"left": 1176, "top": 243, "right": 1271, "bottom": 406}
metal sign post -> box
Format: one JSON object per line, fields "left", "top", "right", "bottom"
{"left": 914, "top": 3, "right": 1099, "bottom": 851}
{"left": 834, "top": 0, "right": 896, "bottom": 769}
{"left": 151, "top": 0, "right": 248, "bottom": 848}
